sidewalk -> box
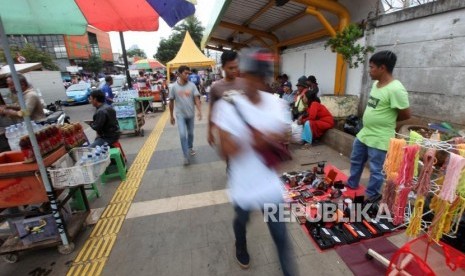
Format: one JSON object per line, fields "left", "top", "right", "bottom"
{"left": 0, "top": 100, "right": 406, "bottom": 275}
{"left": 99, "top": 102, "right": 357, "bottom": 276}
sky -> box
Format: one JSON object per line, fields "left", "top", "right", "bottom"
{"left": 109, "top": 0, "right": 216, "bottom": 58}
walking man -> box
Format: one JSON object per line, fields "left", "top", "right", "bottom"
{"left": 212, "top": 48, "right": 296, "bottom": 275}
{"left": 169, "top": 65, "right": 202, "bottom": 165}
{"left": 207, "top": 50, "right": 242, "bottom": 146}
{"left": 346, "top": 50, "right": 410, "bottom": 199}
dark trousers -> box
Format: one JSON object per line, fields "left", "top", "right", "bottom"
{"left": 233, "top": 205, "right": 297, "bottom": 276}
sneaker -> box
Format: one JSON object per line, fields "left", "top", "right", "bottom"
{"left": 183, "top": 158, "right": 190, "bottom": 166}
{"left": 235, "top": 242, "right": 250, "bottom": 269}
{"left": 189, "top": 149, "right": 196, "bottom": 156}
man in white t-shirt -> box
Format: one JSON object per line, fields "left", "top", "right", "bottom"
{"left": 212, "top": 48, "right": 296, "bottom": 275}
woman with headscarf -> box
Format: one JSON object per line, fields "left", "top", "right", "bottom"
{"left": 298, "top": 90, "right": 334, "bottom": 146}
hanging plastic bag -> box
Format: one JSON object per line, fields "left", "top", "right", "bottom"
{"left": 291, "top": 121, "right": 303, "bottom": 143}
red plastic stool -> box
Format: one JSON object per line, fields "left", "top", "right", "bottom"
{"left": 111, "top": 141, "right": 127, "bottom": 163}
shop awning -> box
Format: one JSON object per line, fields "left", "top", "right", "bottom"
{"left": 0, "top": 63, "right": 42, "bottom": 78}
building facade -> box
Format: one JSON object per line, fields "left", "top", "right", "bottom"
{"left": 5, "top": 26, "right": 113, "bottom": 72}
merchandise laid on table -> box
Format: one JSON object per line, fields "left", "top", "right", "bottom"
{"left": 0, "top": 122, "right": 111, "bottom": 263}
{"left": 282, "top": 162, "right": 397, "bottom": 251}
{"left": 113, "top": 90, "right": 145, "bottom": 137}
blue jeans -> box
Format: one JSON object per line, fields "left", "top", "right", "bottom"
{"left": 347, "top": 138, "right": 387, "bottom": 198}
{"left": 176, "top": 115, "right": 194, "bottom": 159}
{"left": 233, "top": 205, "right": 297, "bottom": 276}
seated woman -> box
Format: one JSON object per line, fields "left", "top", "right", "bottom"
{"left": 298, "top": 91, "right": 334, "bottom": 146}
{"left": 306, "top": 75, "right": 319, "bottom": 96}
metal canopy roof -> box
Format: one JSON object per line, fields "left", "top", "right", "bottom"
{"left": 202, "top": 0, "right": 380, "bottom": 95}
{"left": 203, "top": 0, "right": 379, "bottom": 51}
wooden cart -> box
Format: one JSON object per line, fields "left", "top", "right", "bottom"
{"left": 0, "top": 147, "right": 90, "bottom": 263}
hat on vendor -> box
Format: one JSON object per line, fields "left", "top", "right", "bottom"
{"left": 296, "top": 76, "right": 308, "bottom": 88}
{"left": 282, "top": 81, "right": 292, "bottom": 89}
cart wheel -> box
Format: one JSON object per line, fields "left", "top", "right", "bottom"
{"left": 58, "top": 243, "right": 75, "bottom": 255}
{"left": 140, "top": 129, "right": 145, "bottom": 137}
{"left": 2, "top": 253, "right": 19, "bottom": 263}
{"left": 365, "top": 252, "right": 374, "bottom": 260}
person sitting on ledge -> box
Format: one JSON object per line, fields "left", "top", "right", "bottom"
{"left": 298, "top": 91, "right": 334, "bottom": 147}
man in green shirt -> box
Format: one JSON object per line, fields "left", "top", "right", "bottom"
{"left": 347, "top": 51, "right": 411, "bottom": 199}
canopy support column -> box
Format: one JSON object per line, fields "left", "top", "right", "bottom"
{"left": 119, "top": 32, "right": 132, "bottom": 89}
{"left": 294, "top": 0, "right": 350, "bottom": 95}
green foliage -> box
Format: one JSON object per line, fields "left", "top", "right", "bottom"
{"left": 324, "top": 24, "right": 375, "bottom": 68}
{"left": 0, "top": 44, "right": 59, "bottom": 70}
{"left": 86, "top": 54, "right": 104, "bottom": 74}
{"left": 126, "top": 47, "right": 147, "bottom": 58}
{"left": 154, "top": 16, "right": 205, "bottom": 64}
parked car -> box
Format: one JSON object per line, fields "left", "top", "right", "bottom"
{"left": 64, "top": 83, "right": 91, "bottom": 105}
{"left": 95, "top": 75, "right": 128, "bottom": 96}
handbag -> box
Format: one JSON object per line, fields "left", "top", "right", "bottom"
{"left": 227, "top": 98, "right": 292, "bottom": 168}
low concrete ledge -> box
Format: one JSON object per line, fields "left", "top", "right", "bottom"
{"left": 320, "top": 128, "right": 355, "bottom": 158}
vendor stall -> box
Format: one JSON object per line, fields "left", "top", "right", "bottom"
{"left": 137, "top": 89, "right": 166, "bottom": 112}
{"left": 364, "top": 132, "right": 465, "bottom": 274}
{"left": 113, "top": 90, "right": 145, "bottom": 137}
{"left": 283, "top": 131, "right": 465, "bottom": 274}
{"left": 281, "top": 162, "right": 396, "bottom": 251}
{"left": 0, "top": 122, "right": 109, "bottom": 263}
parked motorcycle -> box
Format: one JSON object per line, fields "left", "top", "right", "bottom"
{"left": 37, "top": 101, "right": 70, "bottom": 126}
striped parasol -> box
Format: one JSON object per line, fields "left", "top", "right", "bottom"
{"left": 133, "top": 59, "right": 166, "bottom": 70}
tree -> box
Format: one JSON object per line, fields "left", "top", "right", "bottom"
{"left": 86, "top": 54, "right": 104, "bottom": 74}
{"left": 172, "top": 16, "right": 204, "bottom": 48}
{"left": 0, "top": 43, "right": 60, "bottom": 70}
{"left": 154, "top": 16, "right": 205, "bottom": 64}
{"left": 126, "top": 47, "right": 147, "bottom": 58}
{"left": 324, "top": 24, "right": 374, "bottom": 69}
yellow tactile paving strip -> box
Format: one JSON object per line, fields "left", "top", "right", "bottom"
{"left": 67, "top": 111, "right": 169, "bottom": 276}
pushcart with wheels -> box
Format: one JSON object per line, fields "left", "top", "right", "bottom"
{"left": 113, "top": 100, "right": 145, "bottom": 137}
{"left": 138, "top": 89, "right": 166, "bottom": 112}
{"left": 0, "top": 146, "right": 103, "bottom": 263}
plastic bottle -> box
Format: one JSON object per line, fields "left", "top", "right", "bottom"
{"left": 95, "top": 153, "right": 101, "bottom": 161}
{"left": 87, "top": 154, "right": 93, "bottom": 164}
{"left": 78, "top": 156, "right": 88, "bottom": 166}
{"left": 5, "top": 127, "right": 16, "bottom": 150}
{"left": 100, "top": 148, "right": 108, "bottom": 159}
{"left": 12, "top": 126, "right": 20, "bottom": 150}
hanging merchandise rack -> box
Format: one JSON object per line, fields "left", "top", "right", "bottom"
{"left": 366, "top": 131, "right": 465, "bottom": 275}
